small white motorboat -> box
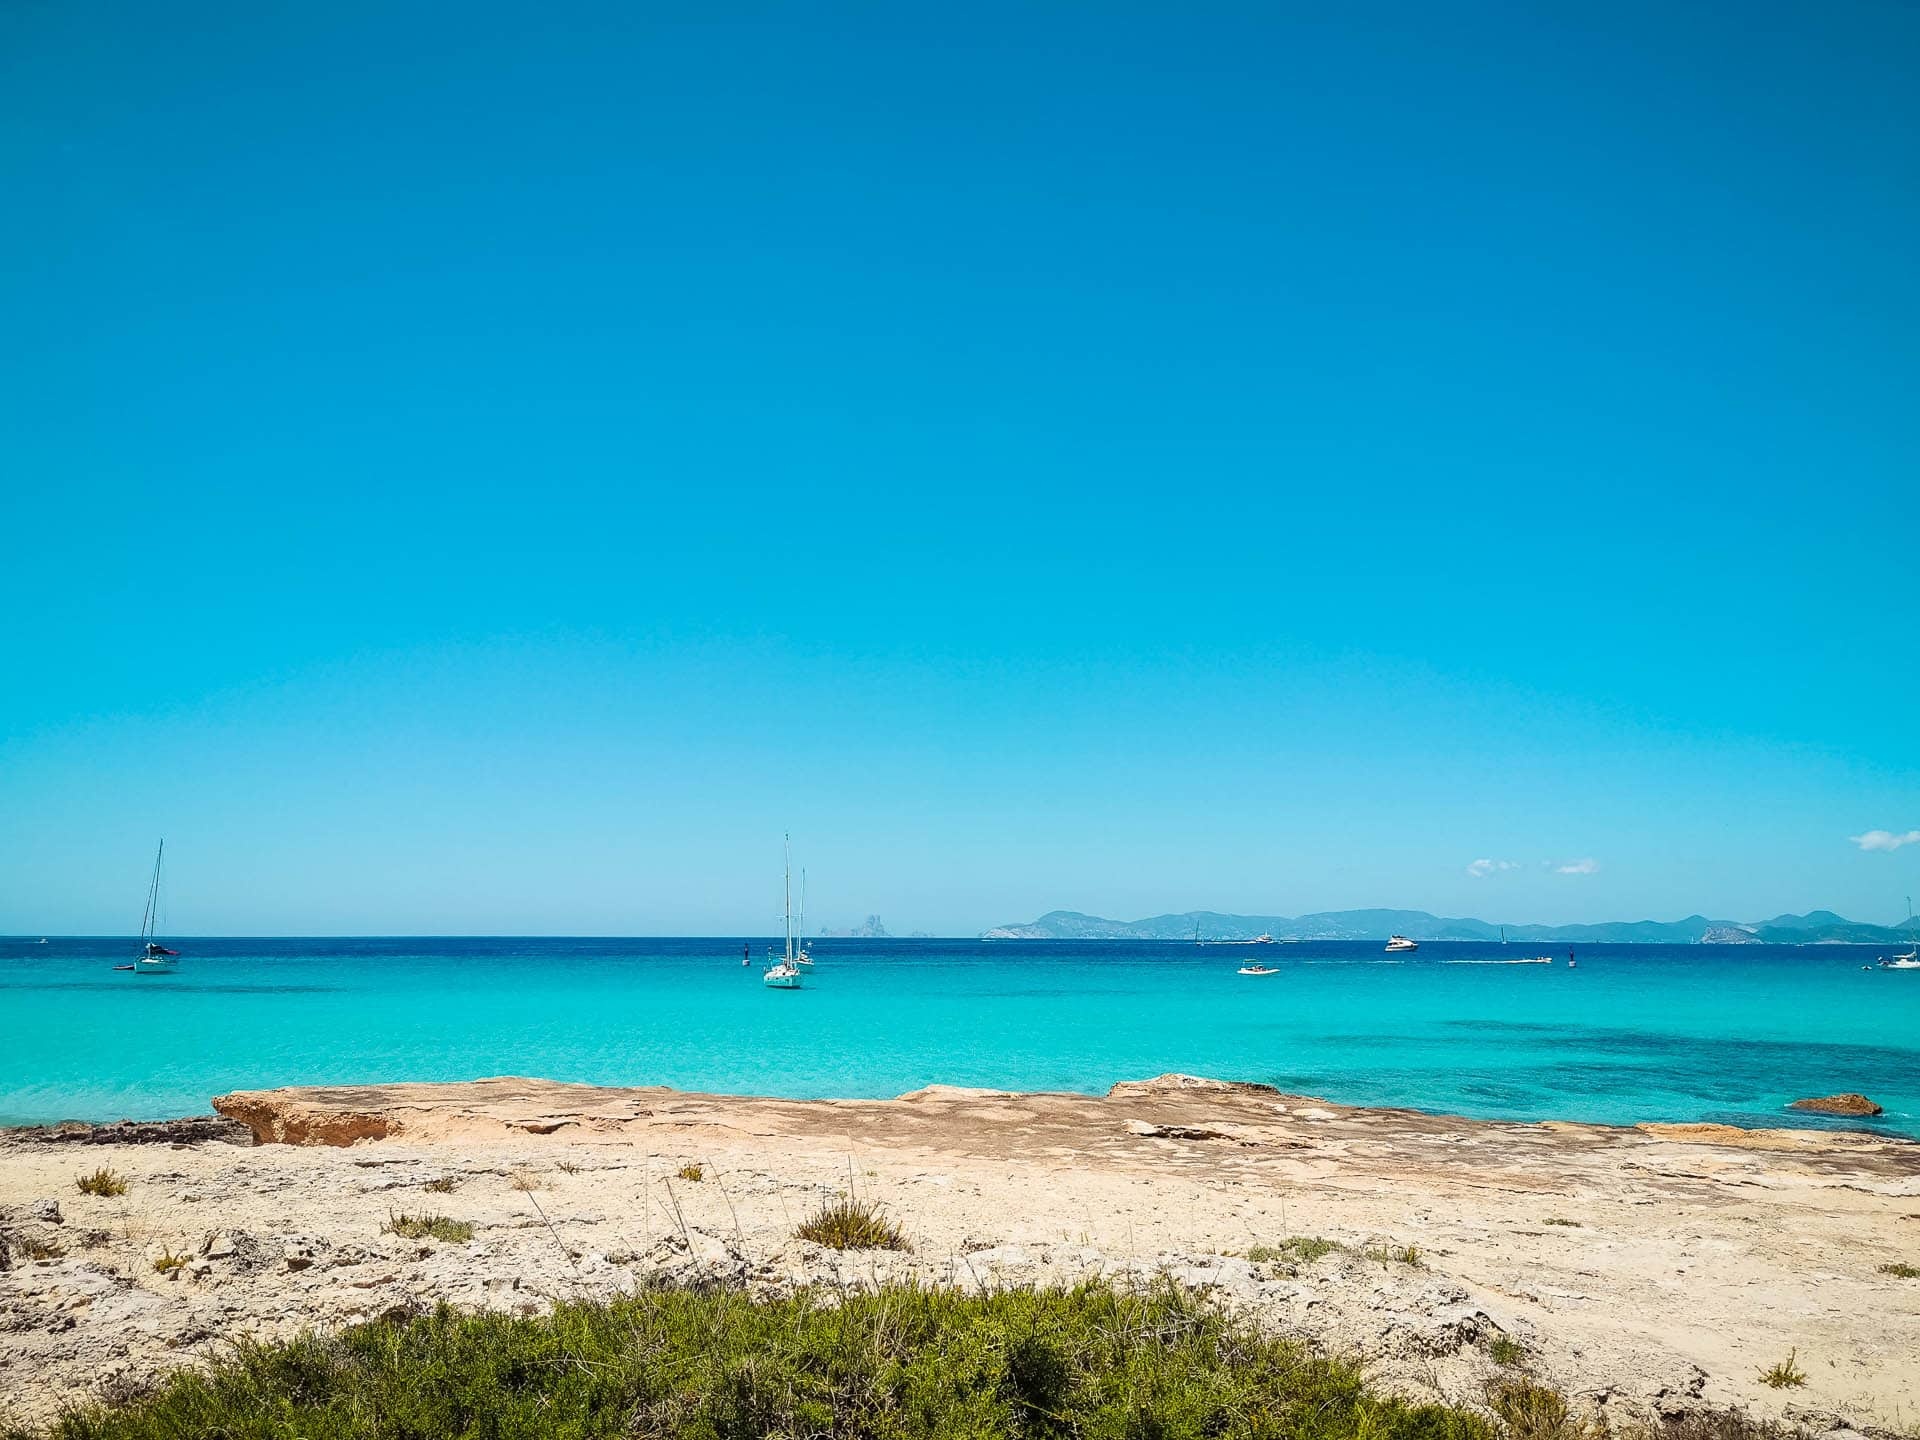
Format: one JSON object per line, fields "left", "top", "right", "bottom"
{"left": 1237, "top": 963, "right": 1279, "bottom": 976}
{"left": 1384, "top": 935, "right": 1419, "bottom": 953}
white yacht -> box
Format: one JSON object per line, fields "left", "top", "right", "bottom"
{"left": 1237, "top": 963, "right": 1279, "bottom": 976}
{"left": 1878, "top": 897, "right": 1918, "bottom": 969}
{"left": 1384, "top": 935, "right": 1419, "bottom": 953}
{"left": 763, "top": 837, "right": 804, "bottom": 989}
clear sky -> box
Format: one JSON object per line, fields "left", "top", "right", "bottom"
{"left": 3, "top": 2, "right": 1916, "bottom": 936}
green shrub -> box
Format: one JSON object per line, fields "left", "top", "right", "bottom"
{"left": 151, "top": 1249, "right": 189, "bottom": 1275}
{"left": 1487, "top": 1333, "right": 1527, "bottom": 1368}
{"left": 75, "top": 1167, "right": 128, "bottom": 1197}
{"left": 1879, "top": 1261, "right": 1919, "bottom": 1279}
{"left": 1247, "top": 1236, "right": 1338, "bottom": 1266}
{"left": 19, "top": 1281, "right": 1496, "bottom": 1440}
{"left": 383, "top": 1212, "right": 474, "bottom": 1243}
{"left": 795, "top": 1196, "right": 909, "bottom": 1251}
{"left": 1758, "top": 1351, "right": 1806, "bottom": 1389}
{"left": 676, "top": 1162, "right": 704, "bottom": 1182}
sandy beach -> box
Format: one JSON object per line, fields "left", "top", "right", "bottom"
{"left": 2, "top": 1075, "right": 1917, "bottom": 1432}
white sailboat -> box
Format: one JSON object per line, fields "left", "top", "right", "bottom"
{"left": 763, "top": 837, "right": 804, "bottom": 989}
{"left": 795, "top": 869, "right": 813, "bottom": 965}
{"left": 129, "top": 840, "right": 180, "bottom": 974}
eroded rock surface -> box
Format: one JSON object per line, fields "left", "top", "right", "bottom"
{"left": 2, "top": 1076, "right": 1916, "bottom": 1431}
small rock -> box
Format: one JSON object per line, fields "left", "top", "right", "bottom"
{"left": 29, "top": 1201, "right": 62, "bottom": 1225}
{"left": 1788, "top": 1094, "right": 1883, "bottom": 1117}
{"left": 202, "top": 1234, "right": 234, "bottom": 1259}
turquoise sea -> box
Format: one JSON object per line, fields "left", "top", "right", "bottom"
{"left": 3, "top": 937, "right": 1917, "bottom": 1136}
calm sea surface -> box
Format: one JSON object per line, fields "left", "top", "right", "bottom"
{"left": 3, "top": 937, "right": 1917, "bottom": 1136}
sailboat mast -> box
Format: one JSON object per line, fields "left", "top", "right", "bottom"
{"left": 784, "top": 834, "right": 794, "bottom": 965}
{"left": 140, "top": 840, "right": 165, "bottom": 942}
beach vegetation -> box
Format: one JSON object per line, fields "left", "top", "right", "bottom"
{"left": 1487, "top": 1333, "right": 1528, "bottom": 1368}
{"left": 1878, "top": 1261, "right": 1919, "bottom": 1279}
{"left": 1248, "top": 1236, "right": 1339, "bottom": 1267}
{"left": 420, "top": 1176, "right": 458, "bottom": 1194}
{"left": 150, "top": 1249, "right": 189, "bottom": 1275}
{"left": 1366, "top": 1242, "right": 1424, "bottom": 1268}
{"left": 9, "top": 1280, "right": 1494, "bottom": 1440}
{"left": 508, "top": 1169, "right": 544, "bottom": 1191}
{"left": 1489, "top": 1380, "right": 1600, "bottom": 1440}
{"left": 383, "top": 1212, "right": 474, "bottom": 1243}
{"left": 557, "top": 1160, "right": 583, "bottom": 1175}
{"left": 1758, "top": 1351, "right": 1806, "bottom": 1389}
{"left": 1542, "top": 1217, "right": 1581, "bottom": 1227}
{"left": 677, "top": 1162, "right": 704, "bottom": 1182}
{"left": 75, "top": 1167, "right": 128, "bottom": 1197}
{"left": 795, "top": 1196, "right": 909, "bottom": 1251}
{"left": 17, "top": 1237, "right": 65, "bottom": 1261}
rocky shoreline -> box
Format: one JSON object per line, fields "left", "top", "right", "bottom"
{"left": 3, "top": 1076, "right": 1917, "bottom": 1432}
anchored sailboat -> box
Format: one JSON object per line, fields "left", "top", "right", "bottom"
{"left": 129, "top": 841, "right": 180, "bottom": 974}
{"left": 764, "top": 837, "right": 804, "bottom": 989}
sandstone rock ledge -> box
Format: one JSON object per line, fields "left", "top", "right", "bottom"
{"left": 0, "top": 1076, "right": 1914, "bottom": 1433}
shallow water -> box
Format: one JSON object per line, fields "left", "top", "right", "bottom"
{"left": 3, "top": 937, "right": 1916, "bottom": 1135}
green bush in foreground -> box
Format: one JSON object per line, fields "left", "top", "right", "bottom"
{"left": 12, "top": 1281, "right": 1492, "bottom": 1440}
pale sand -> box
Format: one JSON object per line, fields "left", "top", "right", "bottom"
{"left": 2, "top": 1075, "right": 1917, "bottom": 1431}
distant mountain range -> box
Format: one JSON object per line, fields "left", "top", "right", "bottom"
{"left": 980, "top": 907, "right": 1920, "bottom": 945}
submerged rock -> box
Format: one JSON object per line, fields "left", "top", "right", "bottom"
{"left": 1788, "top": 1094, "right": 1884, "bottom": 1117}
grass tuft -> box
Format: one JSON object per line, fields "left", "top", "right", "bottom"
{"left": 421, "top": 1176, "right": 458, "bottom": 1194}
{"left": 1247, "top": 1235, "right": 1339, "bottom": 1267}
{"left": 18, "top": 1237, "right": 65, "bottom": 1261}
{"left": 383, "top": 1212, "right": 475, "bottom": 1243}
{"left": 17, "top": 1281, "right": 1497, "bottom": 1440}
{"left": 151, "top": 1249, "right": 189, "bottom": 1274}
{"left": 557, "top": 1160, "right": 583, "bottom": 1175}
{"left": 1490, "top": 1381, "right": 1600, "bottom": 1440}
{"left": 1758, "top": 1351, "right": 1806, "bottom": 1389}
{"left": 795, "top": 1196, "right": 910, "bottom": 1251}
{"left": 676, "top": 1162, "right": 704, "bottom": 1182}
{"left": 508, "top": 1169, "right": 543, "bottom": 1192}
{"left": 1543, "top": 1217, "right": 1581, "bottom": 1227}
{"left": 1879, "top": 1261, "right": 1919, "bottom": 1279}
{"left": 76, "top": 1167, "right": 129, "bottom": 1197}
{"left": 1487, "top": 1333, "right": 1528, "bottom": 1368}
{"left": 1366, "top": 1242, "right": 1424, "bottom": 1268}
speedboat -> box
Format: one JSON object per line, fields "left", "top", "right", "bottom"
{"left": 1237, "top": 963, "right": 1278, "bottom": 976}
{"left": 1384, "top": 935, "right": 1418, "bottom": 952}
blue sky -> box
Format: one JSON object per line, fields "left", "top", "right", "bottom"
{"left": 3, "top": 2, "right": 1916, "bottom": 935}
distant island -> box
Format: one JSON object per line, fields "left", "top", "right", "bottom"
{"left": 981, "top": 907, "right": 1920, "bottom": 945}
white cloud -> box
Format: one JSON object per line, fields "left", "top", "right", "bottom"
{"left": 1553, "top": 858, "right": 1600, "bottom": 876}
{"left": 1851, "top": 829, "right": 1920, "bottom": 853}
{"left": 1466, "top": 858, "right": 1520, "bottom": 878}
